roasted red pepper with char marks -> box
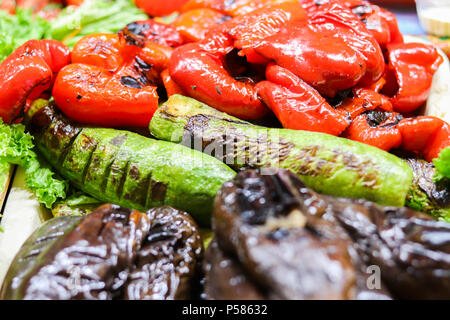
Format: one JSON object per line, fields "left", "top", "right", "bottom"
{"left": 256, "top": 64, "right": 349, "bottom": 135}
{"left": 121, "top": 20, "right": 185, "bottom": 48}
{"left": 52, "top": 33, "right": 163, "bottom": 127}
{"left": 0, "top": 39, "right": 70, "bottom": 123}
{"left": 343, "top": 110, "right": 403, "bottom": 151}
{"left": 169, "top": 32, "right": 268, "bottom": 119}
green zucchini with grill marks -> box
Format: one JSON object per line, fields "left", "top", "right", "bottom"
{"left": 26, "top": 100, "right": 236, "bottom": 226}
{"left": 150, "top": 95, "right": 414, "bottom": 208}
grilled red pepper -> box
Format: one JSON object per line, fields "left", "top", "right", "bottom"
{"left": 337, "top": 88, "right": 393, "bottom": 120}
{"left": 120, "top": 19, "right": 185, "bottom": 48}
{"left": 384, "top": 42, "right": 443, "bottom": 113}
{"left": 217, "top": 1, "right": 307, "bottom": 64}
{"left": 134, "top": 0, "right": 189, "bottom": 17}
{"left": 344, "top": 109, "right": 449, "bottom": 161}
{"left": 343, "top": 110, "right": 403, "bottom": 151}
{"left": 304, "top": 0, "right": 403, "bottom": 48}
{"left": 256, "top": 64, "right": 349, "bottom": 135}
{"left": 52, "top": 33, "right": 161, "bottom": 127}
{"left": 398, "top": 117, "right": 450, "bottom": 162}
{"left": 0, "top": 39, "right": 70, "bottom": 123}
{"left": 169, "top": 32, "right": 268, "bottom": 119}
{"left": 254, "top": 4, "right": 384, "bottom": 97}
{"left": 308, "top": 3, "right": 384, "bottom": 87}
{"left": 254, "top": 20, "right": 365, "bottom": 97}
{"left": 161, "top": 68, "right": 186, "bottom": 97}
{"left": 181, "top": 0, "right": 298, "bottom": 17}
{"left": 174, "top": 8, "right": 230, "bottom": 43}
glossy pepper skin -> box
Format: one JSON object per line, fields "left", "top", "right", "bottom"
{"left": 181, "top": 0, "right": 299, "bottom": 17}
{"left": 308, "top": 3, "right": 384, "bottom": 87}
{"left": 344, "top": 107, "right": 450, "bottom": 161}
{"left": 385, "top": 43, "right": 443, "bottom": 113}
{"left": 304, "top": 0, "right": 403, "bottom": 48}
{"left": 134, "top": 0, "right": 189, "bottom": 17}
{"left": 337, "top": 88, "right": 394, "bottom": 120}
{"left": 217, "top": 1, "right": 307, "bottom": 64}
{"left": 169, "top": 33, "right": 268, "bottom": 120}
{"left": 161, "top": 68, "right": 186, "bottom": 97}
{"left": 256, "top": 64, "right": 349, "bottom": 136}
{"left": 398, "top": 117, "right": 450, "bottom": 162}
{"left": 0, "top": 39, "right": 70, "bottom": 123}
{"left": 52, "top": 33, "right": 160, "bottom": 127}
{"left": 174, "top": 8, "right": 230, "bottom": 43}
{"left": 120, "top": 19, "right": 185, "bottom": 48}
{"left": 343, "top": 110, "right": 403, "bottom": 151}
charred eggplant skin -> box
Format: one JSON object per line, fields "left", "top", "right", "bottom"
{"left": 332, "top": 198, "right": 450, "bottom": 299}
{"left": 0, "top": 216, "right": 83, "bottom": 299}
{"left": 27, "top": 99, "right": 236, "bottom": 226}
{"left": 213, "top": 170, "right": 373, "bottom": 300}
{"left": 1, "top": 204, "right": 203, "bottom": 300}
{"left": 150, "top": 95, "right": 413, "bottom": 207}
{"left": 124, "top": 206, "right": 203, "bottom": 300}
{"left": 213, "top": 169, "right": 450, "bottom": 300}
{"left": 203, "top": 239, "right": 266, "bottom": 300}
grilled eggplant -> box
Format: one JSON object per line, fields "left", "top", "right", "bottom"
{"left": 209, "top": 169, "right": 450, "bottom": 300}
{"left": 0, "top": 204, "right": 203, "bottom": 300}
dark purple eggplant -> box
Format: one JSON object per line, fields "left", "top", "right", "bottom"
{"left": 212, "top": 169, "right": 450, "bottom": 300}
{"left": 203, "top": 239, "right": 266, "bottom": 300}
{"left": 0, "top": 204, "right": 203, "bottom": 300}
{"left": 212, "top": 170, "right": 392, "bottom": 300}
{"left": 124, "top": 206, "right": 203, "bottom": 300}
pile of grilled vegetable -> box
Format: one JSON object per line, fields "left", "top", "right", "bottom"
{"left": 0, "top": 0, "right": 449, "bottom": 300}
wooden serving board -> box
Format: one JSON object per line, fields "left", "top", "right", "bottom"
{"left": 0, "top": 167, "right": 52, "bottom": 286}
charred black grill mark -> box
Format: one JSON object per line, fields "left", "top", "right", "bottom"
{"left": 365, "top": 110, "right": 389, "bottom": 127}
{"left": 101, "top": 160, "right": 113, "bottom": 193}
{"left": 125, "top": 21, "right": 150, "bottom": 37}
{"left": 364, "top": 110, "right": 403, "bottom": 128}
{"left": 117, "top": 160, "right": 131, "bottom": 200}
{"left": 150, "top": 180, "right": 168, "bottom": 203}
{"left": 28, "top": 106, "right": 55, "bottom": 136}
{"left": 236, "top": 172, "right": 299, "bottom": 226}
{"left": 57, "top": 129, "right": 83, "bottom": 167}
{"left": 380, "top": 114, "right": 403, "bottom": 128}
{"left": 135, "top": 56, "right": 151, "bottom": 71}
{"left": 123, "top": 168, "right": 150, "bottom": 208}
{"left": 108, "top": 154, "right": 129, "bottom": 190}
{"left": 82, "top": 143, "right": 99, "bottom": 184}
{"left": 120, "top": 76, "right": 142, "bottom": 89}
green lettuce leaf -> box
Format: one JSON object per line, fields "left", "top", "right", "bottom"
{"left": 47, "top": 0, "right": 147, "bottom": 47}
{"left": 0, "top": 8, "right": 50, "bottom": 62}
{"left": 434, "top": 147, "right": 450, "bottom": 182}
{"left": 0, "top": 120, "right": 67, "bottom": 208}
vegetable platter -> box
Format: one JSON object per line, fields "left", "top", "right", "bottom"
{"left": 0, "top": 0, "right": 449, "bottom": 300}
